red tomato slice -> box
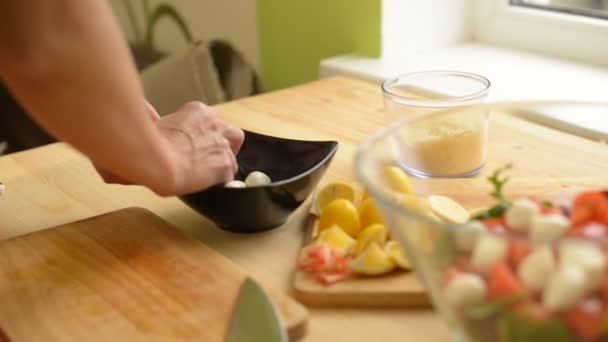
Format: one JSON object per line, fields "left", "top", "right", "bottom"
{"left": 443, "top": 267, "right": 462, "bottom": 287}
{"left": 324, "top": 255, "right": 349, "bottom": 274}
{"left": 561, "top": 298, "right": 604, "bottom": 340}
{"left": 454, "top": 257, "right": 477, "bottom": 275}
{"left": 488, "top": 262, "right": 526, "bottom": 300}
{"left": 569, "top": 222, "right": 608, "bottom": 240}
{"left": 599, "top": 274, "right": 608, "bottom": 301}
{"left": 508, "top": 240, "right": 532, "bottom": 269}
{"left": 482, "top": 217, "right": 507, "bottom": 232}
{"left": 299, "top": 246, "right": 333, "bottom": 272}
{"left": 301, "top": 246, "right": 351, "bottom": 285}
{"left": 571, "top": 191, "right": 608, "bottom": 226}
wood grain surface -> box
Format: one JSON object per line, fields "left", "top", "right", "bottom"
{"left": 293, "top": 217, "right": 428, "bottom": 308}
{"left": 0, "top": 208, "right": 307, "bottom": 341}
{"left": 0, "top": 77, "right": 605, "bottom": 341}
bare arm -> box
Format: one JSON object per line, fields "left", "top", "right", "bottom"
{"left": 0, "top": 1, "right": 243, "bottom": 195}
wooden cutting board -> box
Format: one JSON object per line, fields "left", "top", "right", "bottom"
{"left": 292, "top": 217, "right": 429, "bottom": 308}
{"left": 0, "top": 208, "right": 308, "bottom": 341}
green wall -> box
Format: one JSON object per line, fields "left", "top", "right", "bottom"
{"left": 258, "top": 0, "right": 381, "bottom": 91}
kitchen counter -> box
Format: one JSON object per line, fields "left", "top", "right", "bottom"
{"left": 0, "top": 77, "right": 451, "bottom": 341}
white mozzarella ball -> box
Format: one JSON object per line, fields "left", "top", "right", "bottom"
{"left": 245, "top": 171, "right": 272, "bottom": 187}
{"left": 560, "top": 241, "right": 606, "bottom": 291}
{"left": 445, "top": 273, "right": 487, "bottom": 309}
{"left": 518, "top": 246, "right": 556, "bottom": 291}
{"left": 505, "top": 199, "right": 539, "bottom": 232}
{"left": 471, "top": 235, "right": 508, "bottom": 274}
{"left": 225, "top": 180, "right": 247, "bottom": 188}
{"left": 455, "top": 220, "right": 485, "bottom": 253}
{"left": 543, "top": 264, "right": 587, "bottom": 311}
{"left": 530, "top": 214, "right": 570, "bottom": 243}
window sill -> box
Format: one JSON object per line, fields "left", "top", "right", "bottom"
{"left": 320, "top": 43, "right": 608, "bottom": 140}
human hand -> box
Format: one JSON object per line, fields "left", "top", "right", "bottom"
{"left": 155, "top": 101, "right": 244, "bottom": 194}
{"left": 95, "top": 101, "right": 244, "bottom": 195}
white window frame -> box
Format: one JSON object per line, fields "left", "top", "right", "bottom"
{"left": 474, "top": 0, "right": 608, "bottom": 66}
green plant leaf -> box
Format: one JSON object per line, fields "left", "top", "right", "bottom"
{"left": 488, "top": 164, "right": 513, "bottom": 205}
{"left": 472, "top": 203, "right": 510, "bottom": 220}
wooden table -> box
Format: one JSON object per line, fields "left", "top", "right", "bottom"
{"left": 0, "top": 77, "right": 449, "bottom": 341}
{"left": 7, "top": 76, "right": 606, "bottom": 341}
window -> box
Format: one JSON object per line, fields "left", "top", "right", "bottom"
{"left": 511, "top": 0, "right": 608, "bottom": 20}
{"left": 474, "top": 0, "right": 608, "bottom": 67}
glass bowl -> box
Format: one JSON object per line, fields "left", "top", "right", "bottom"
{"left": 356, "top": 102, "right": 608, "bottom": 341}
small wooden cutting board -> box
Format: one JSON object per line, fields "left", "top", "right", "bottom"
{"left": 292, "top": 217, "right": 429, "bottom": 308}
{"left": 0, "top": 208, "right": 308, "bottom": 341}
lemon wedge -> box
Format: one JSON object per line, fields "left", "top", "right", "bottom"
{"left": 385, "top": 240, "right": 412, "bottom": 270}
{"left": 383, "top": 166, "right": 414, "bottom": 195}
{"left": 315, "top": 225, "right": 356, "bottom": 253}
{"left": 359, "top": 197, "right": 385, "bottom": 229}
{"left": 428, "top": 195, "right": 469, "bottom": 224}
{"left": 400, "top": 194, "right": 431, "bottom": 214}
{"left": 362, "top": 189, "right": 371, "bottom": 201}
{"left": 399, "top": 194, "right": 442, "bottom": 221}
{"left": 350, "top": 242, "right": 396, "bottom": 275}
{"left": 318, "top": 199, "right": 361, "bottom": 237}
{"left": 313, "top": 181, "right": 358, "bottom": 214}
{"left": 352, "top": 223, "right": 388, "bottom": 256}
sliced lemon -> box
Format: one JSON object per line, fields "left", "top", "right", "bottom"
{"left": 315, "top": 224, "right": 356, "bottom": 253}
{"left": 359, "top": 197, "right": 385, "bottom": 229}
{"left": 362, "top": 190, "right": 371, "bottom": 201}
{"left": 318, "top": 199, "right": 361, "bottom": 237}
{"left": 399, "top": 194, "right": 441, "bottom": 221}
{"left": 313, "top": 181, "right": 357, "bottom": 214}
{"left": 428, "top": 195, "right": 469, "bottom": 224}
{"left": 350, "top": 242, "right": 396, "bottom": 276}
{"left": 352, "top": 223, "right": 388, "bottom": 256}
{"left": 400, "top": 194, "right": 431, "bottom": 214}
{"left": 394, "top": 194, "right": 440, "bottom": 252}
{"left": 383, "top": 166, "right": 414, "bottom": 195}
{"left": 385, "top": 240, "right": 412, "bottom": 270}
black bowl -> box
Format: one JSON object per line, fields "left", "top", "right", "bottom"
{"left": 179, "top": 130, "right": 339, "bottom": 233}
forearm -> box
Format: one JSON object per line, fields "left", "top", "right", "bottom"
{"left": 0, "top": 1, "right": 178, "bottom": 194}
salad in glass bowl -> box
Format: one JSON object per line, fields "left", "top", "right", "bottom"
{"left": 356, "top": 102, "right": 608, "bottom": 341}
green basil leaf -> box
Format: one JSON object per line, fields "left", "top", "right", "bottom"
{"left": 472, "top": 203, "right": 510, "bottom": 220}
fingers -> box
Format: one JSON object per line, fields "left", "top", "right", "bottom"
{"left": 207, "top": 149, "right": 238, "bottom": 186}
{"left": 202, "top": 104, "right": 244, "bottom": 155}
{"left": 224, "top": 124, "right": 245, "bottom": 155}
{"left": 214, "top": 135, "right": 239, "bottom": 179}
{"left": 155, "top": 100, "right": 245, "bottom": 193}
{"left": 181, "top": 101, "right": 245, "bottom": 155}
{"left": 228, "top": 149, "right": 238, "bottom": 176}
